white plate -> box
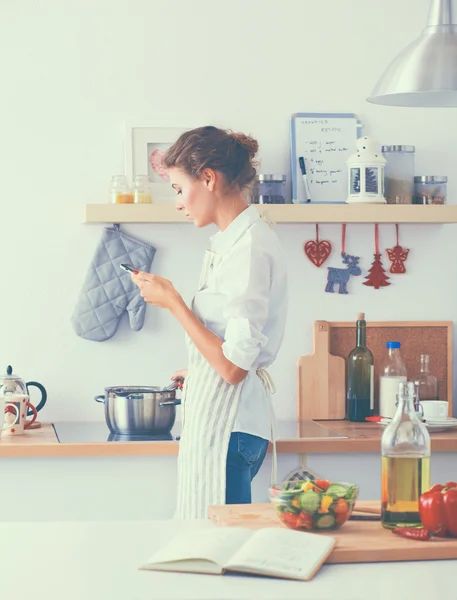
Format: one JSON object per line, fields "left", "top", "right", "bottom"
{"left": 379, "top": 418, "right": 457, "bottom": 432}
{"left": 425, "top": 417, "right": 457, "bottom": 426}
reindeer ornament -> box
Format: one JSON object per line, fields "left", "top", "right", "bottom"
{"left": 325, "top": 253, "right": 361, "bottom": 294}
{"left": 324, "top": 225, "right": 362, "bottom": 294}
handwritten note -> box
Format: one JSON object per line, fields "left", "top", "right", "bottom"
{"left": 291, "top": 114, "right": 360, "bottom": 203}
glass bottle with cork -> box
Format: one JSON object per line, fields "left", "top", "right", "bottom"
{"left": 379, "top": 342, "right": 407, "bottom": 418}
{"left": 415, "top": 354, "right": 438, "bottom": 401}
{"left": 346, "top": 312, "right": 374, "bottom": 422}
{"left": 381, "top": 381, "right": 430, "bottom": 529}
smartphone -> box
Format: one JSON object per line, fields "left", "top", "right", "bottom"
{"left": 120, "top": 263, "right": 138, "bottom": 274}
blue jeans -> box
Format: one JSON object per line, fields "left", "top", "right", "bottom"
{"left": 225, "top": 432, "right": 269, "bottom": 504}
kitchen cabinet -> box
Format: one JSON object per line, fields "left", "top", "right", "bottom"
{"left": 1, "top": 421, "right": 457, "bottom": 523}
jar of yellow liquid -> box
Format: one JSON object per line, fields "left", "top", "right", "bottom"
{"left": 133, "top": 175, "right": 153, "bottom": 204}
{"left": 381, "top": 381, "right": 430, "bottom": 529}
{"left": 109, "top": 175, "right": 133, "bottom": 204}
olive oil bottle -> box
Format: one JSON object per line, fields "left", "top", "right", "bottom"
{"left": 346, "top": 312, "right": 374, "bottom": 422}
{"left": 381, "top": 381, "right": 431, "bottom": 529}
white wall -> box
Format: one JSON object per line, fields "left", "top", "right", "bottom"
{"left": 1, "top": 0, "right": 456, "bottom": 424}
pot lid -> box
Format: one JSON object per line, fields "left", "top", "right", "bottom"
{"left": 2, "top": 365, "right": 23, "bottom": 379}
{"left": 0, "top": 365, "right": 27, "bottom": 394}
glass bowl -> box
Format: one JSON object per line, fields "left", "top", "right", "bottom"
{"left": 269, "top": 479, "right": 359, "bottom": 531}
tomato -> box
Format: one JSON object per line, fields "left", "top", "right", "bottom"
{"left": 333, "top": 498, "right": 349, "bottom": 515}
{"left": 296, "top": 512, "right": 313, "bottom": 530}
{"left": 314, "top": 480, "right": 330, "bottom": 491}
{"left": 281, "top": 512, "right": 300, "bottom": 529}
{"left": 336, "top": 511, "right": 349, "bottom": 526}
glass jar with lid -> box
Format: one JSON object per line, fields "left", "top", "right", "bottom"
{"left": 109, "top": 175, "right": 133, "bottom": 204}
{"left": 133, "top": 175, "right": 153, "bottom": 204}
{"left": 413, "top": 176, "right": 447, "bottom": 205}
{"left": 252, "top": 174, "right": 286, "bottom": 204}
{"left": 381, "top": 145, "right": 415, "bottom": 204}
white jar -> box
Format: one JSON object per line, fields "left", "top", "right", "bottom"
{"left": 379, "top": 341, "right": 407, "bottom": 418}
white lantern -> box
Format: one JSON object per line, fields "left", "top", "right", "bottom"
{"left": 346, "top": 136, "right": 386, "bottom": 204}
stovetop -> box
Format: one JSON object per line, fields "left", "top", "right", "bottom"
{"left": 52, "top": 422, "right": 180, "bottom": 443}
{"left": 52, "top": 420, "right": 347, "bottom": 443}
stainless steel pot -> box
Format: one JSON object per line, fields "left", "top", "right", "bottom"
{"left": 94, "top": 382, "right": 182, "bottom": 436}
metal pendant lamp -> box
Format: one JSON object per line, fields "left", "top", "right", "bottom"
{"left": 367, "top": 0, "right": 457, "bottom": 107}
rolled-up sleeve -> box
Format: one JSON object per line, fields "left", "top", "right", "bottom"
{"left": 220, "top": 241, "right": 271, "bottom": 371}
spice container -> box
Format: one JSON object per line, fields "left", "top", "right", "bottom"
{"left": 381, "top": 145, "right": 415, "bottom": 204}
{"left": 252, "top": 174, "right": 286, "bottom": 204}
{"left": 133, "top": 175, "right": 152, "bottom": 204}
{"left": 414, "top": 354, "right": 439, "bottom": 401}
{"left": 413, "top": 176, "right": 447, "bottom": 205}
{"left": 110, "top": 175, "right": 133, "bottom": 204}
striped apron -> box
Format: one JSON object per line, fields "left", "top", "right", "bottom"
{"left": 174, "top": 249, "right": 277, "bottom": 520}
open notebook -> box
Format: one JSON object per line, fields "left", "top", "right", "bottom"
{"left": 139, "top": 526, "right": 336, "bottom": 582}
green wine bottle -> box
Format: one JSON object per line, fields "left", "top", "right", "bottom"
{"left": 347, "top": 312, "right": 374, "bottom": 422}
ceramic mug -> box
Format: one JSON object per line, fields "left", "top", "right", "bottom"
{"left": 418, "top": 400, "right": 449, "bottom": 420}
{"left": 2, "top": 394, "right": 37, "bottom": 435}
{"left": 0, "top": 401, "right": 20, "bottom": 438}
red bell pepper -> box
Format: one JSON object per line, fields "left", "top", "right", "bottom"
{"left": 419, "top": 482, "right": 457, "bottom": 537}
{"left": 443, "top": 488, "right": 457, "bottom": 537}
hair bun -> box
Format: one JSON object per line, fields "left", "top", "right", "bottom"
{"left": 231, "top": 132, "right": 259, "bottom": 157}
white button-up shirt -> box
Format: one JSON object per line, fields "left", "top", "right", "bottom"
{"left": 192, "top": 205, "right": 288, "bottom": 441}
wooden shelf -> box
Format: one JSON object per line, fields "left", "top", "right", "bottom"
{"left": 84, "top": 203, "right": 457, "bottom": 224}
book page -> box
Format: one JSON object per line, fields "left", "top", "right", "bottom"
{"left": 141, "top": 527, "right": 253, "bottom": 573}
{"left": 225, "top": 528, "right": 335, "bottom": 581}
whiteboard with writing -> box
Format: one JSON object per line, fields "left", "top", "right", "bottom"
{"left": 290, "top": 113, "right": 362, "bottom": 203}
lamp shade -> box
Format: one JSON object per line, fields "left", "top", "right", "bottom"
{"left": 367, "top": 0, "right": 457, "bottom": 107}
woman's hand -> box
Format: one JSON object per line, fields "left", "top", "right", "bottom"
{"left": 131, "top": 271, "right": 181, "bottom": 310}
{"left": 171, "top": 369, "right": 188, "bottom": 389}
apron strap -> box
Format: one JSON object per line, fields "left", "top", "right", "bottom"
{"left": 256, "top": 368, "right": 277, "bottom": 485}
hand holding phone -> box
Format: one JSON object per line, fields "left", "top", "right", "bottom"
{"left": 120, "top": 263, "right": 139, "bottom": 274}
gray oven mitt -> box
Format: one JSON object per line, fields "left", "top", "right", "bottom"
{"left": 71, "top": 224, "right": 156, "bottom": 341}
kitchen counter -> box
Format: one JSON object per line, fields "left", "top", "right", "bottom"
{"left": 1, "top": 518, "right": 454, "bottom": 600}
{"left": 2, "top": 419, "right": 457, "bottom": 458}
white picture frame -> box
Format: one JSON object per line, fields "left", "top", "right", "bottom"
{"left": 124, "top": 125, "right": 189, "bottom": 202}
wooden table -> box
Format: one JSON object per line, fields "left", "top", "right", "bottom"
{"left": 0, "top": 519, "right": 455, "bottom": 600}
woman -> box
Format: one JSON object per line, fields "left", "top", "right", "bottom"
{"left": 131, "top": 126, "right": 288, "bottom": 519}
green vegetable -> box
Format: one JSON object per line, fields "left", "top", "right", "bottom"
{"left": 315, "top": 514, "right": 337, "bottom": 529}
{"left": 278, "top": 490, "right": 299, "bottom": 503}
{"left": 299, "top": 490, "right": 321, "bottom": 514}
{"left": 285, "top": 504, "right": 301, "bottom": 515}
{"left": 326, "top": 483, "right": 351, "bottom": 498}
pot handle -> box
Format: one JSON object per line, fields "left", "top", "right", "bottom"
{"left": 94, "top": 395, "right": 105, "bottom": 404}
{"left": 126, "top": 394, "right": 144, "bottom": 400}
{"left": 159, "top": 399, "right": 182, "bottom": 407}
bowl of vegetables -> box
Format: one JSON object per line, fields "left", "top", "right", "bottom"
{"left": 269, "top": 479, "right": 359, "bottom": 531}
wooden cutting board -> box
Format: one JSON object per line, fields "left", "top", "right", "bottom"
{"left": 208, "top": 502, "right": 457, "bottom": 564}
{"left": 297, "top": 320, "right": 346, "bottom": 420}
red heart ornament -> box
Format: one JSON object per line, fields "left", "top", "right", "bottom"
{"left": 304, "top": 239, "right": 332, "bottom": 267}
{"left": 149, "top": 149, "right": 170, "bottom": 181}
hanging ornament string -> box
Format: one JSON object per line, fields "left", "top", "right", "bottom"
{"left": 363, "top": 224, "right": 391, "bottom": 289}
{"left": 325, "top": 224, "right": 361, "bottom": 294}
{"left": 304, "top": 224, "right": 332, "bottom": 268}
{"left": 386, "top": 223, "right": 410, "bottom": 274}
